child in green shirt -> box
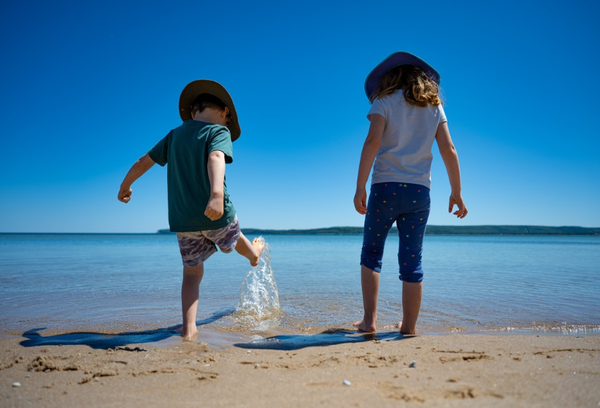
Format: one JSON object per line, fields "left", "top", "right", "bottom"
{"left": 118, "top": 80, "right": 264, "bottom": 340}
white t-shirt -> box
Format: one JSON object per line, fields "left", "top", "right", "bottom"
{"left": 368, "top": 90, "right": 447, "bottom": 189}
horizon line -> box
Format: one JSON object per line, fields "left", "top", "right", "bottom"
{"left": 1, "top": 224, "right": 599, "bottom": 235}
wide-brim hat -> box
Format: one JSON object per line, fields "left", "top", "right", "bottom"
{"left": 179, "top": 80, "right": 241, "bottom": 141}
{"left": 364, "top": 52, "right": 440, "bottom": 100}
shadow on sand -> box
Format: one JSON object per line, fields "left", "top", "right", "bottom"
{"left": 234, "top": 329, "right": 411, "bottom": 351}
{"left": 19, "top": 308, "right": 235, "bottom": 350}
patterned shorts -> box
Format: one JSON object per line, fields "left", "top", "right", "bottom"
{"left": 176, "top": 216, "right": 241, "bottom": 267}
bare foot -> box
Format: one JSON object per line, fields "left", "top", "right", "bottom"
{"left": 354, "top": 319, "right": 376, "bottom": 332}
{"left": 181, "top": 327, "right": 198, "bottom": 341}
{"left": 249, "top": 238, "right": 265, "bottom": 266}
{"left": 398, "top": 321, "right": 416, "bottom": 336}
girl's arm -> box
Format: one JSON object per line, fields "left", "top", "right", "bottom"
{"left": 204, "top": 150, "right": 226, "bottom": 221}
{"left": 435, "top": 122, "right": 468, "bottom": 218}
{"left": 354, "top": 114, "right": 386, "bottom": 214}
{"left": 118, "top": 153, "right": 156, "bottom": 203}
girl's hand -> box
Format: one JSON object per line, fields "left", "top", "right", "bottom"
{"left": 449, "top": 193, "right": 468, "bottom": 219}
{"left": 354, "top": 187, "right": 367, "bottom": 215}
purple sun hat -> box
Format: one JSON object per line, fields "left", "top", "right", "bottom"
{"left": 364, "top": 52, "right": 440, "bottom": 100}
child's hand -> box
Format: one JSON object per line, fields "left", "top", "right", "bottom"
{"left": 354, "top": 187, "right": 367, "bottom": 215}
{"left": 118, "top": 186, "right": 133, "bottom": 203}
{"left": 448, "top": 193, "right": 468, "bottom": 219}
{"left": 204, "top": 196, "right": 224, "bottom": 221}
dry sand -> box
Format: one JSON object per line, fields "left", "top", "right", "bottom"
{"left": 1, "top": 331, "right": 599, "bottom": 407}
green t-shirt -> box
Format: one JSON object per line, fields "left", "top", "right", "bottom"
{"left": 148, "top": 120, "right": 236, "bottom": 232}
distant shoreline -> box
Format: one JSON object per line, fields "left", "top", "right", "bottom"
{"left": 2, "top": 226, "right": 598, "bottom": 235}
{"left": 157, "top": 225, "right": 600, "bottom": 235}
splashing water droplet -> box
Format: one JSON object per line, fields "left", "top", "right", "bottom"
{"left": 234, "top": 237, "right": 280, "bottom": 328}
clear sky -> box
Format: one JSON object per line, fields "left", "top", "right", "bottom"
{"left": 1, "top": 0, "right": 599, "bottom": 233}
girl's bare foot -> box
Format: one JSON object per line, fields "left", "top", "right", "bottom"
{"left": 181, "top": 327, "right": 198, "bottom": 341}
{"left": 354, "top": 319, "right": 376, "bottom": 332}
{"left": 398, "top": 321, "right": 417, "bottom": 336}
{"left": 250, "top": 238, "right": 265, "bottom": 266}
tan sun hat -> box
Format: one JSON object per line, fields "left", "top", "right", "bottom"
{"left": 178, "top": 80, "right": 241, "bottom": 141}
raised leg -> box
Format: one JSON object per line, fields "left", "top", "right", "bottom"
{"left": 234, "top": 233, "right": 265, "bottom": 266}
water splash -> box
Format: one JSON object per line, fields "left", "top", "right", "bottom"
{"left": 234, "top": 237, "right": 280, "bottom": 328}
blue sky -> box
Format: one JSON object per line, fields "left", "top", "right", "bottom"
{"left": 1, "top": 0, "right": 599, "bottom": 232}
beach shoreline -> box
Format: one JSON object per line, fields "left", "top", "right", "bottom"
{"left": 1, "top": 329, "right": 598, "bottom": 407}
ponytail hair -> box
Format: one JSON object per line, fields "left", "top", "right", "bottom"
{"left": 370, "top": 65, "right": 442, "bottom": 107}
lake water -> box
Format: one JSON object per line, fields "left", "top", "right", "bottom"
{"left": 1, "top": 233, "right": 599, "bottom": 339}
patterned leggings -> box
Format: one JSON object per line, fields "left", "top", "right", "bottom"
{"left": 360, "top": 183, "right": 430, "bottom": 283}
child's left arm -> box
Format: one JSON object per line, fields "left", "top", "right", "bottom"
{"left": 118, "top": 153, "right": 155, "bottom": 203}
{"left": 204, "top": 150, "right": 226, "bottom": 221}
{"left": 435, "top": 122, "right": 468, "bottom": 219}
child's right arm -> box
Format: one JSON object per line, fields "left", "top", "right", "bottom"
{"left": 118, "top": 153, "right": 156, "bottom": 203}
{"left": 435, "top": 122, "right": 468, "bottom": 219}
{"left": 354, "top": 114, "right": 386, "bottom": 215}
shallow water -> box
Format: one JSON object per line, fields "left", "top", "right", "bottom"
{"left": 1, "top": 233, "right": 599, "bottom": 341}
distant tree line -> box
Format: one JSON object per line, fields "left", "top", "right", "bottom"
{"left": 158, "top": 226, "right": 600, "bottom": 235}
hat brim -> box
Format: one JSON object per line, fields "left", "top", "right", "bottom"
{"left": 179, "top": 80, "right": 241, "bottom": 141}
{"left": 364, "top": 52, "right": 440, "bottom": 101}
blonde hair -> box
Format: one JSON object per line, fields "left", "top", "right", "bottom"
{"left": 370, "top": 65, "right": 442, "bottom": 107}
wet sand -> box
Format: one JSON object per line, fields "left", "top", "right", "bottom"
{"left": 1, "top": 330, "right": 599, "bottom": 407}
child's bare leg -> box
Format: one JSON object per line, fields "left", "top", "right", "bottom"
{"left": 398, "top": 281, "right": 423, "bottom": 335}
{"left": 181, "top": 263, "right": 204, "bottom": 340}
{"left": 354, "top": 265, "right": 380, "bottom": 332}
{"left": 234, "top": 232, "right": 265, "bottom": 266}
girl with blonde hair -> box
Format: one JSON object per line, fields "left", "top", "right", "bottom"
{"left": 354, "top": 52, "right": 468, "bottom": 334}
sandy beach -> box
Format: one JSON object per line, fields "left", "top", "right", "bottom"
{"left": 1, "top": 330, "right": 598, "bottom": 408}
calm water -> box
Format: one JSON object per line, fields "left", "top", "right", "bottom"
{"left": 1, "top": 233, "right": 599, "bottom": 337}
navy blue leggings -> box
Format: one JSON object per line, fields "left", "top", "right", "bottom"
{"left": 360, "top": 182, "right": 430, "bottom": 283}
